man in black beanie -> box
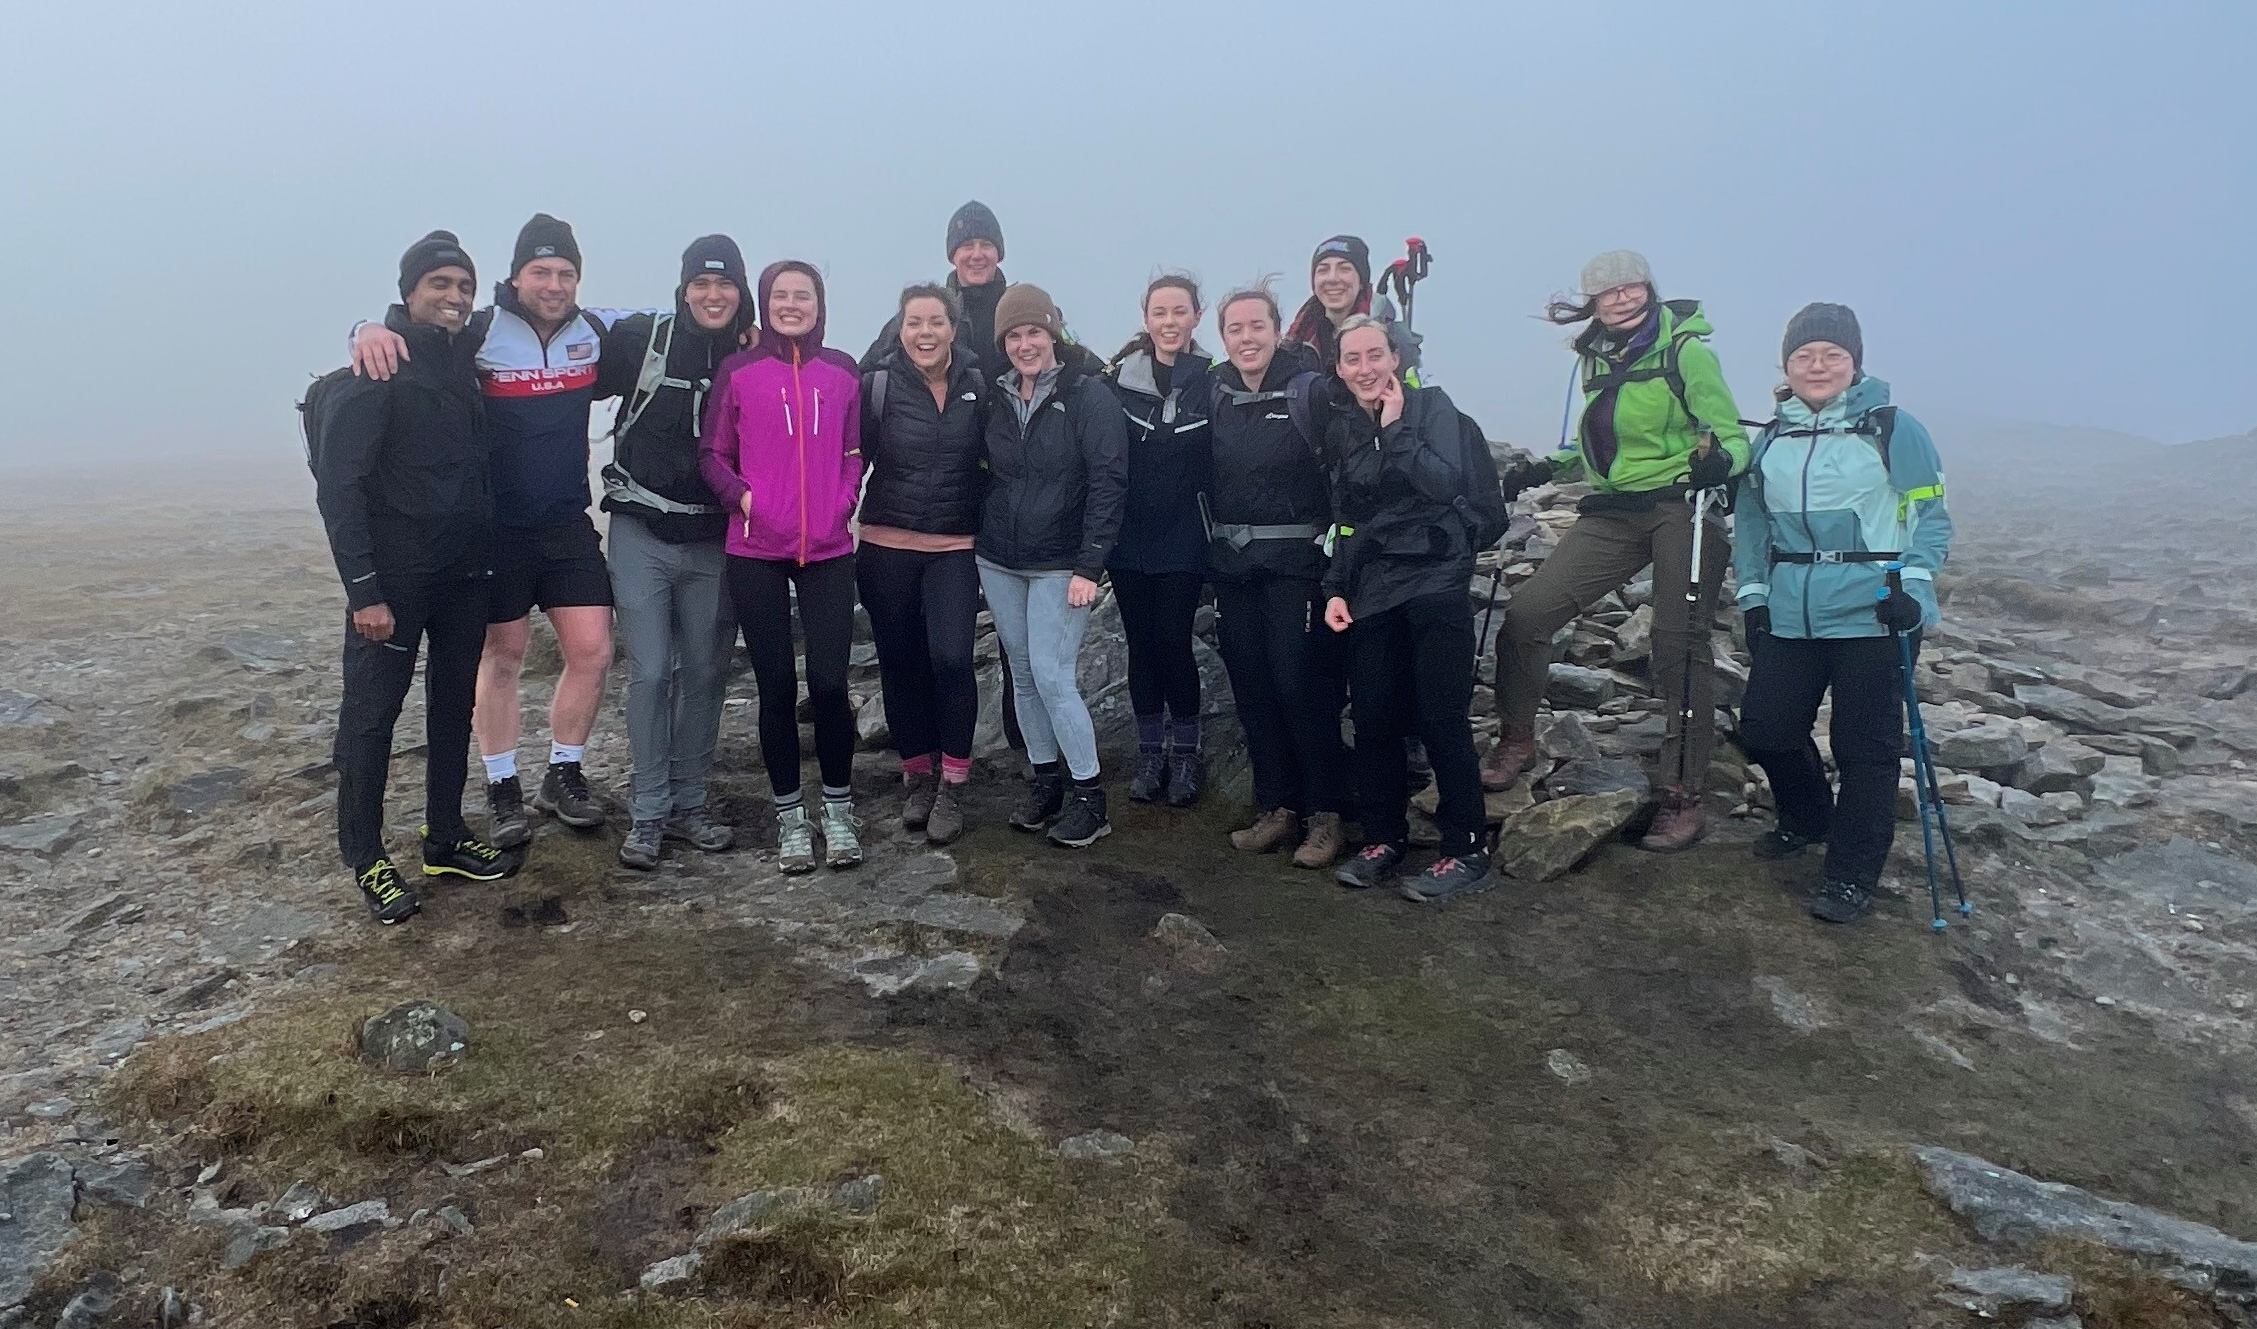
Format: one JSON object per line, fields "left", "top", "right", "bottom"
{"left": 310, "top": 229, "right": 511, "bottom": 923}
{"left": 859, "top": 199, "right": 1010, "bottom": 372}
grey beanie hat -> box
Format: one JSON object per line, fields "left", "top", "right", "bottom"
{"left": 1782, "top": 302, "right": 1863, "bottom": 369}
{"left": 946, "top": 200, "right": 1005, "bottom": 263}
{"left": 1579, "top": 249, "right": 1653, "bottom": 298}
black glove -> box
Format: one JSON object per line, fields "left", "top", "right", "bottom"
{"left": 1743, "top": 604, "right": 1771, "bottom": 645}
{"left": 1686, "top": 448, "right": 1734, "bottom": 490}
{"left": 1498, "top": 454, "right": 1557, "bottom": 504}
{"left": 1874, "top": 586, "right": 1924, "bottom": 633}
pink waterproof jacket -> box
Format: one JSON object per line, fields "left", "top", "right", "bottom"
{"left": 700, "top": 344, "right": 864, "bottom": 564}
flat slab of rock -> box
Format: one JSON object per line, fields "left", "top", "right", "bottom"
{"left": 0, "top": 1152, "right": 78, "bottom": 1306}
{"left": 1940, "top": 1264, "right": 2073, "bottom": 1315}
{"left": 2014, "top": 685, "right": 2135, "bottom": 735}
{"left": 1932, "top": 722, "right": 2029, "bottom": 771}
{"left": 1915, "top": 1146, "right": 2257, "bottom": 1289}
{"left": 1060, "top": 1130, "right": 1135, "bottom": 1161}
{"left": 0, "top": 814, "right": 84, "bottom": 857}
{"left": 1495, "top": 788, "right": 1643, "bottom": 882}
{"left": 304, "top": 1199, "right": 391, "bottom": 1234}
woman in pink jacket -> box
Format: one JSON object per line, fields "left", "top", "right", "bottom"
{"left": 701, "top": 261, "right": 865, "bottom": 873}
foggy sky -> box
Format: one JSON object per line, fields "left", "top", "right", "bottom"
{"left": 2, "top": 0, "right": 2250, "bottom": 468}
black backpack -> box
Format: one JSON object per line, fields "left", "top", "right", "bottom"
{"left": 1449, "top": 407, "right": 1514, "bottom": 550}
{"left": 295, "top": 366, "right": 357, "bottom": 473}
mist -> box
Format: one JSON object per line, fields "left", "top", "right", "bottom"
{"left": 2, "top": 0, "right": 2250, "bottom": 470}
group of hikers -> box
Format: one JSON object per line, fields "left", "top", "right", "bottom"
{"left": 306, "top": 202, "right": 1952, "bottom": 932}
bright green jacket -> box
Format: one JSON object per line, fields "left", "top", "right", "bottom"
{"left": 1557, "top": 300, "right": 1749, "bottom": 495}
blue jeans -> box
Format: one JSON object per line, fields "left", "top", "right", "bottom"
{"left": 976, "top": 560, "right": 1098, "bottom": 779}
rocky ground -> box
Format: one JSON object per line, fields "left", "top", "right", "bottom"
{"left": 3, "top": 431, "right": 2255, "bottom": 1328}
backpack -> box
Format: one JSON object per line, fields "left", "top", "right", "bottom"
{"left": 295, "top": 366, "right": 357, "bottom": 472}
{"left": 610, "top": 313, "right": 702, "bottom": 442}
{"left": 1449, "top": 407, "right": 1514, "bottom": 550}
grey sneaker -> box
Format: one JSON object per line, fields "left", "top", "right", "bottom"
{"left": 776, "top": 805, "right": 816, "bottom": 874}
{"left": 664, "top": 807, "right": 735, "bottom": 852}
{"left": 535, "top": 761, "right": 605, "bottom": 829}
{"left": 618, "top": 819, "right": 664, "bottom": 870}
{"left": 925, "top": 780, "right": 966, "bottom": 845}
{"left": 821, "top": 800, "right": 863, "bottom": 869}
{"left": 902, "top": 771, "right": 939, "bottom": 830}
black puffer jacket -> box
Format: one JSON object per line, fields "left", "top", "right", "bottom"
{"left": 857, "top": 347, "right": 988, "bottom": 536}
{"left": 1319, "top": 379, "right": 1474, "bottom": 620}
{"left": 1203, "top": 341, "right": 1330, "bottom": 583}
{"left": 976, "top": 346, "right": 1129, "bottom": 578}
{"left": 311, "top": 306, "right": 491, "bottom": 609}
{"left": 1104, "top": 345, "right": 1211, "bottom": 576}
{"left": 596, "top": 297, "right": 749, "bottom": 544}
{"left": 859, "top": 270, "right": 1008, "bottom": 376}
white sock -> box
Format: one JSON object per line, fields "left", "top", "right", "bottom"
{"left": 482, "top": 751, "right": 517, "bottom": 782}
{"left": 550, "top": 742, "right": 585, "bottom": 766}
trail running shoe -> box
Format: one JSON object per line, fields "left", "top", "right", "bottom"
{"left": 1010, "top": 770, "right": 1065, "bottom": 831}
{"left": 1164, "top": 750, "right": 1203, "bottom": 808}
{"left": 356, "top": 858, "right": 421, "bottom": 925}
{"left": 1400, "top": 852, "right": 1495, "bottom": 903}
{"left": 776, "top": 805, "right": 817, "bottom": 874}
{"left": 419, "top": 827, "right": 515, "bottom": 880}
{"left": 821, "top": 801, "right": 864, "bottom": 869}
{"left": 618, "top": 819, "right": 664, "bottom": 870}
{"left": 1810, "top": 878, "right": 1875, "bottom": 925}
{"left": 664, "top": 807, "right": 735, "bottom": 851}
{"left": 902, "top": 771, "right": 939, "bottom": 830}
{"left": 1335, "top": 842, "right": 1404, "bottom": 890}
{"left": 535, "top": 761, "right": 605, "bottom": 829}
{"left": 926, "top": 781, "right": 966, "bottom": 845}
{"left": 1046, "top": 785, "right": 1111, "bottom": 849}
{"left": 487, "top": 776, "right": 531, "bottom": 850}
{"left": 1128, "top": 748, "right": 1168, "bottom": 803}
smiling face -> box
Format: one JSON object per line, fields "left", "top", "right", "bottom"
{"left": 1337, "top": 324, "right": 1399, "bottom": 404}
{"left": 1005, "top": 324, "right": 1057, "bottom": 376}
{"left": 1312, "top": 256, "right": 1362, "bottom": 318}
{"left": 1143, "top": 283, "right": 1198, "bottom": 363}
{"left": 767, "top": 269, "right": 820, "bottom": 339}
{"left": 900, "top": 296, "right": 956, "bottom": 374}
{"left": 683, "top": 274, "right": 740, "bottom": 332}
{"left": 1219, "top": 295, "right": 1279, "bottom": 384}
{"left": 407, "top": 266, "right": 476, "bottom": 331}
{"left": 1595, "top": 281, "right": 1651, "bottom": 332}
{"left": 511, "top": 256, "right": 579, "bottom": 326}
{"left": 1786, "top": 340, "right": 1858, "bottom": 406}
{"left": 951, "top": 238, "right": 1000, "bottom": 288}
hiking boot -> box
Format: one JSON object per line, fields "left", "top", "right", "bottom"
{"left": 486, "top": 776, "right": 531, "bottom": 850}
{"left": 1164, "top": 750, "right": 1203, "bottom": 808}
{"left": 1404, "top": 738, "right": 1434, "bottom": 794}
{"left": 775, "top": 805, "right": 817, "bottom": 874}
{"left": 1481, "top": 728, "right": 1538, "bottom": 791}
{"left": 618, "top": 819, "right": 664, "bottom": 871}
{"left": 1291, "top": 812, "right": 1345, "bottom": 869}
{"left": 1230, "top": 807, "right": 1299, "bottom": 854}
{"left": 535, "top": 761, "right": 604, "bottom": 829}
{"left": 1753, "top": 827, "right": 1816, "bottom": 861}
{"left": 420, "top": 826, "right": 514, "bottom": 881}
{"left": 355, "top": 858, "right": 421, "bottom": 925}
{"left": 821, "top": 801, "right": 863, "bottom": 869}
{"left": 902, "top": 770, "right": 939, "bottom": 830}
{"left": 1334, "top": 841, "right": 1404, "bottom": 890}
{"left": 1810, "top": 878, "right": 1875, "bottom": 924}
{"left": 1401, "top": 851, "right": 1495, "bottom": 903}
{"left": 1640, "top": 796, "right": 1707, "bottom": 853}
{"left": 1010, "top": 769, "right": 1066, "bottom": 831}
{"left": 664, "top": 807, "right": 735, "bottom": 852}
{"left": 926, "top": 781, "right": 966, "bottom": 845}
{"left": 1128, "top": 748, "right": 1168, "bottom": 803}
{"left": 1047, "top": 784, "right": 1111, "bottom": 849}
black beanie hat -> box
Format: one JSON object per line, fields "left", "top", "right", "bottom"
{"left": 398, "top": 230, "right": 474, "bottom": 300}
{"left": 679, "top": 234, "right": 748, "bottom": 293}
{"left": 946, "top": 200, "right": 1005, "bottom": 263}
{"left": 1782, "top": 302, "right": 1863, "bottom": 370}
{"left": 511, "top": 212, "right": 581, "bottom": 276}
{"left": 1311, "top": 234, "right": 1372, "bottom": 288}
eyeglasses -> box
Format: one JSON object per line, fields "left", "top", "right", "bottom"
{"left": 1788, "top": 348, "right": 1854, "bottom": 371}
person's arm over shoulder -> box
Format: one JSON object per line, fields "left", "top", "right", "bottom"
{"left": 1678, "top": 338, "right": 1751, "bottom": 474}
{"left": 697, "top": 364, "right": 751, "bottom": 509}
{"left": 594, "top": 314, "right": 656, "bottom": 403}
{"left": 1887, "top": 409, "right": 1952, "bottom": 626}
{"left": 1073, "top": 377, "right": 1131, "bottom": 580}
{"left": 1731, "top": 432, "right": 1776, "bottom": 610}
{"left": 312, "top": 376, "right": 390, "bottom": 611}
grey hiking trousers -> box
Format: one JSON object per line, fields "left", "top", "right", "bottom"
{"left": 609, "top": 513, "right": 734, "bottom": 822}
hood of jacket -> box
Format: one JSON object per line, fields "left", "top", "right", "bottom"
{"left": 1109, "top": 345, "right": 1214, "bottom": 401}
{"left": 1575, "top": 299, "right": 1714, "bottom": 362}
{"left": 750, "top": 260, "right": 833, "bottom": 364}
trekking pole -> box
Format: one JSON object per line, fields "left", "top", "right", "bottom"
{"left": 1884, "top": 563, "right": 1972, "bottom": 930}
{"left": 1673, "top": 485, "right": 1714, "bottom": 798}
{"left": 1383, "top": 237, "right": 1432, "bottom": 333}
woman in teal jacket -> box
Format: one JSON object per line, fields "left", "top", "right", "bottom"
{"left": 1732, "top": 303, "right": 1953, "bottom": 925}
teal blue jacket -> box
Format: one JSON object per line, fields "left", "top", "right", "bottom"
{"left": 1732, "top": 376, "right": 1951, "bottom": 639}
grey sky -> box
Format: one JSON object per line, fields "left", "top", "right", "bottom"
{"left": 3, "top": 0, "right": 2249, "bottom": 467}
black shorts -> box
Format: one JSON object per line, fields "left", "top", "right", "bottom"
{"left": 488, "top": 517, "right": 614, "bottom": 624}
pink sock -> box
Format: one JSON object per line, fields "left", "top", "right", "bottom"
{"left": 902, "top": 753, "right": 935, "bottom": 778}
{"left": 941, "top": 755, "right": 972, "bottom": 785}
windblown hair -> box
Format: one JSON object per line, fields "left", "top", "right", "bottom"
{"left": 1332, "top": 312, "right": 1394, "bottom": 362}
{"left": 1544, "top": 281, "right": 1658, "bottom": 326}
{"left": 1110, "top": 271, "right": 1203, "bottom": 366}
{"left": 1214, "top": 277, "right": 1282, "bottom": 337}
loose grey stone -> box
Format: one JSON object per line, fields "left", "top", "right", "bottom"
{"left": 1060, "top": 1130, "right": 1135, "bottom": 1161}
{"left": 831, "top": 1174, "right": 884, "bottom": 1216}
{"left": 1753, "top": 976, "right": 1832, "bottom": 1034}
{"left": 53, "top": 1271, "right": 120, "bottom": 1329}
{"left": 1543, "top": 757, "right": 1650, "bottom": 800}
{"left": 209, "top": 630, "right": 299, "bottom": 673}
{"left": 0, "top": 815, "right": 85, "bottom": 857}
{"left": 1932, "top": 722, "right": 2029, "bottom": 772}
{"left": 2000, "top": 787, "right": 2067, "bottom": 828}
{"left": 163, "top": 768, "right": 249, "bottom": 815}
{"left": 75, "top": 1156, "right": 155, "bottom": 1209}
{"left": 1494, "top": 788, "right": 1644, "bottom": 882}
{"left": 436, "top": 1205, "right": 473, "bottom": 1235}
{"left": 696, "top": 1190, "right": 789, "bottom": 1246}
{"left": 0, "top": 691, "right": 62, "bottom": 727}
{"left": 1545, "top": 664, "right": 1616, "bottom": 710}
{"left": 360, "top": 1001, "right": 469, "bottom": 1072}
{"left": 2014, "top": 684, "right": 2135, "bottom": 734}
{"left": 2014, "top": 739, "right": 2106, "bottom": 794}
{"left": 1543, "top": 1049, "right": 1592, "bottom": 1084}
{"left": 304, "top": 1199, "right": 390, "bottom": 1234}
{"left": 640, "top": 1250, "right": 703, "bottom": 1292}
{"left": 274, "top": 1180, "right": 326, "bottom": 1223}
{"left": 1535, "top": 711, "right": 1602, "bottom": 763}
{"left": 221, "top": 1225, "right": 292, "bottom": 1270}
{"left": 1940, "top": 1264, "right": 2074, "bottom": 1315}
{"left": 0, "top": 1153, "right": 79, "bottom": 1306}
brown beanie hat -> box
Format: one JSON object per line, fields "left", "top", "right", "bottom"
{"left": 992, "top": 282, "right": 1063, "bottom": 349}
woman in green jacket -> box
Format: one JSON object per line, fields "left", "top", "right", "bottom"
{"left": 1485, "top": 251, "right": 1749, "bottom": 851}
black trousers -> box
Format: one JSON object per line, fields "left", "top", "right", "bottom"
{"left": 728, "top": 553, "right": 858, "bottom": 799}
{"left": 1111, "top": 568, "right": 1204, "bottom": 723}
{"left": 334, "top": 572, "right": 490, "bottom": 869}
{"left": 1216, "top": 574, "right": 1345, "bottom": 815}
{"left": 1738, "top": 631, "right": 1918, "bottom": 888}
{"left": 1347, "top": 592, "right": 1485, "bottom": 855}
{"left": 857, "top": 543, "right": 980, "bottom": 763}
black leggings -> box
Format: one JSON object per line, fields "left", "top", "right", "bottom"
{"left": 1111, "top": 568, "right": 1203, "bottom": 722}
{"left": 1347, "top": 592, "right": 1485, "bottom": 856}
{"left": 1738, "top": 631, "right": 1917, "bottom": 888}
{"left": 1215, "top": 574, "right": 1345, "bottom": 815}
{"left": 727, "top": 553, "right": 857, "bottom": 799}
{"left": 856, "top": 543, "right": 980, "bottom": 763}
{"left": 334, "top": 571, "right": 489, "bottom": 868}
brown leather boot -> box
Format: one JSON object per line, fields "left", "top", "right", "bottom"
{"left": 1230, "top": 807, "right": 1300, "bottom": 853}
{"left": 1291, "top": 812, "right": 1344, "bottom": 869}
{"left": 1481, "top": 726, "right": 1539, "bottom": 791}
{"left": 1640, "top": 794, "right": 1708, "bottom": 853}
